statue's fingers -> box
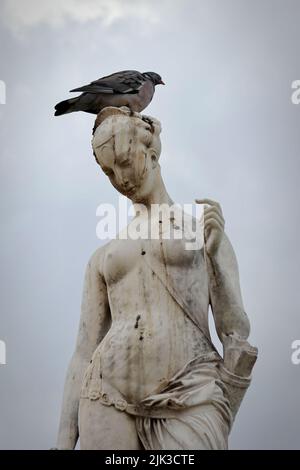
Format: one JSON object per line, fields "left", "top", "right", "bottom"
{"left": 204, "top": 207, "right": 224, "bottom": 223}
{"left": 195, "top": 198, "right": 222, "bottom": 214}
{"left": 204, "top": 217, "right": 224, "bottom": 232}
{"left": 204, "top": 206, "right": 225, "bottom": 224}
{"left": 204, "top": 213, "right": 224, "bottom": 229}
{"left": 205, "top": 213, "right": 225, "bottom": 229}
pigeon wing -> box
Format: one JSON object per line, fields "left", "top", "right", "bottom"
{"left": 70, "top": 70, "right": 146, "bottom": 95}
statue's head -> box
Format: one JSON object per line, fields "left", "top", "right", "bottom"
{"left": 92, "top": 107, "right": 162, "bottom": 202}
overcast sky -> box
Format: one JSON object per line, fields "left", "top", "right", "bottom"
{"left": 0, "top": 0, "right": 299, "bottom": 450}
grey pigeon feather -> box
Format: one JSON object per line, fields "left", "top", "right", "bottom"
{"left": 55, "top": 70, "right": 164, "bottom": 116}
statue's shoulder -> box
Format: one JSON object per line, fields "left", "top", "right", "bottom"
{"left": 87, "top": 240, "right": 113, "bottom": 275}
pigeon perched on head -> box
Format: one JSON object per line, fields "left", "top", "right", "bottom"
{"left": 54, "top": 70, "right": 165, "bottom": 116}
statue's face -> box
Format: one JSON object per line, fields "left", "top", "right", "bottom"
{"left": 94, "top": 117, "right": 160, "bottom": 202}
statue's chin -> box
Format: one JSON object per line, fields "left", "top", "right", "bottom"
{"left": 126, "top": 187, "right": 137, "bottom": 197}
{"left": 125, "top": 187, "right": 147, "bottom": 203}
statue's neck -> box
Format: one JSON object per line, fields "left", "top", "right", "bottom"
{"left": 147, "top": 180, "right": 173, "bottom": 207}
{"left": 133, "top": 176, "right": 173, "bottom": 213}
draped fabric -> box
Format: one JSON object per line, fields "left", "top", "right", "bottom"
{"left": 134, "top": 352, "right": 232, "bottom": 450}
{"left": 81, "top": 351, "right": 233, "bottom": 450}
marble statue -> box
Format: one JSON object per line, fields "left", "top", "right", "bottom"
{"left": 56, "top": 106, "right": 258, "bottom": 450}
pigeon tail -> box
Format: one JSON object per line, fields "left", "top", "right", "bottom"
{"left": 54, "top": 97, "right": 79, "bottom": 116}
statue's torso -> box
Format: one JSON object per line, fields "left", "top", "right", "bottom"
{"left": 93, "top": 223, "right": 213, "bottom": 402}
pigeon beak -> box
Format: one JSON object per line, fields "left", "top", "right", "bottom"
{"left": 159, "top": 80, "right": 165, "bottom": 85}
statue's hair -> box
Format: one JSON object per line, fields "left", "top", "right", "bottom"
{"left": 92, "top": 106, "right": 161, "bottom": 136}
{"left": 92, "top": 106, "right": 162, "bottom": 165}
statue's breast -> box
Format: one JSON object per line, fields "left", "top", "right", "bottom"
{"left": 103, "top": 238, "right": 143, "bottom": 285}
{"left": 103, "top": 237, "right": 201, "bottom": 283}
{"left": 102, "top": 210, "right": 206, "bottom": 289}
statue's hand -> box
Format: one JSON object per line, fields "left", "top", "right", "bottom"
{"left": 221, "top": 332, "right": 258, "bottom": 377}
{"left": 195, "top": 198, "right": 225, "bottom": 257}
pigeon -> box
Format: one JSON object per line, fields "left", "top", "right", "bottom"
{"left": 54, "top": 70, "right": 165, "bottom": 116}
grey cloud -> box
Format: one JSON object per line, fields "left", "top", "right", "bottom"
{"left": 0, "top": 0, "right": 162, "bottom": 35}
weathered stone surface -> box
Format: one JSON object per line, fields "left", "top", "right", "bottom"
{"left": 56, "top": 107, "right": 257, "bottom": 450}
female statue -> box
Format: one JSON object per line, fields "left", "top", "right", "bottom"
{"left": 56, "top": 107, "right": 257, "bottom": 450}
